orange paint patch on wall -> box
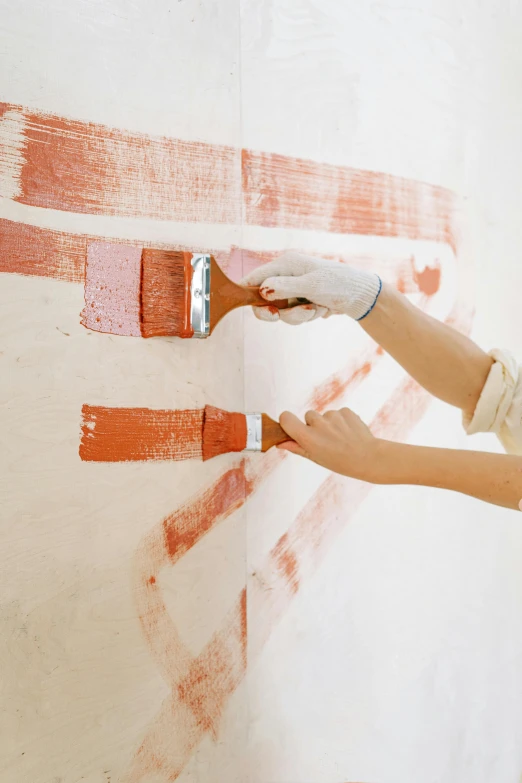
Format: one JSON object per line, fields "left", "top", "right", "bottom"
{"left": 176, "top": 589, "right": 246, "bottom": 738}
{"left": 79, "top": 404, "right": 204, "bottom": 462}
{"left": 242, "top": 149, "right": 460, "bottom": 250}
{"left": 414, "top": 261, "right": 441, "bottom": 295}
{"left": 0, "top": 102, "right": 240, "bottom": 223}
{"left": 309, "top": 351, "right": 377, "bottom": 412}
{"left": 1, "top": 218, "right": 443, "bottom": 312}
{"left": 163, "top": 464, "right": 249, "bottom": 563}
{"left": 0, "top": 102, "right": 458, "bottom": 250}
{"left": 271, "top": 532, "right": 300, "bottom": 595}
{"left": 0, "top": 218, "right": 236, "bottom": 284}
{"left": 0, "top": 219, "right": 87, "bottom": 283}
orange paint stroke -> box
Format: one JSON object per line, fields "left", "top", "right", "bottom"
{"left": 1, "top": 101, "right": 458, "bottom": 248}
{"left": 242, "top": 149, "right": 460, "bottom": 251}
{"left": 0, "top": 219, "right": 87, "bottom": 283}
{"left": 0, "top": 217, "right": 233, "bottom": 284}
{"left": 79, "top": 405, "right": 204, "bottom": 462}
{"left": 1, "top": 218, "right": 442, "bottom": 303}
{"left": 0, "top": 102, "right": 240, "bottom": 223}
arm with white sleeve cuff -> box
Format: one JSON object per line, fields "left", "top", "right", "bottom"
{"left": 247, "top": 253, "right": 522, "bottom": 509}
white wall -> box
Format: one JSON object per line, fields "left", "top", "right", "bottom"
{"left": 1, "top": 2, "right": 522, "bottom": 782}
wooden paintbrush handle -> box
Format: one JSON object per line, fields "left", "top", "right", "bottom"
{"left": 261, "top": 414, "right": 293, "bottom": 452}
{"left": 209, "top": 256, "right": 309, "bottom": 333}
{"left": 242, "top": 286, "right": 289, "bottom": 310}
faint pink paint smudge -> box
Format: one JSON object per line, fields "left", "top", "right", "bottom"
{"left": 81, "top": 242, "right": 142, "bottom": 336}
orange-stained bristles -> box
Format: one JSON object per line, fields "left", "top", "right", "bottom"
{"left": 140, "top": 249, "right": 194, "bottom": 338}
{"left": 202, "top": 405, "right": 247, "bottom": 461}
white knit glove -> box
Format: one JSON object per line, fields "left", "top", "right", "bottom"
{"left": 241, "top": 251, "right": 382, "bottom": 324}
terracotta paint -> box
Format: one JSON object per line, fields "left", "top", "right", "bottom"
{"left": 202, "top": 406, "right": 247, "bottom": 460}
{"left": 0, "top": 102, "right": 457, "bottom": 249}
{"left": 413, "top": 260, "right": 441, "bottom": 296}
{"left": 140, "top": 249, "right": 195, "bottom": 339}
{"left": 309, "top": 346, "right": 380, "bottom": 411}
{"left": 176, "top": 589, "right": 246, "bottom": 737}
{"left": 79, "top": 405, "right": 204, "bottom": 462}
{"left": 163, "top": 465, "right": 249, "bottom": 564}
{"left": 0, "top": 101, "right": 240, "bottom": 223}
{"left": 271, "top": 532, "right": 300, "bottom": 595}
{"left": 1, "top": 219, "right": 441, "bottom": 316}
{"left": 242, "top": 149, "right": 460, "bottom": 251}
{"left": 0, "top": 218, "right": 87, "bottom": 283}
{"left": 0, "top": 218, "right": 230, "bottom": 284}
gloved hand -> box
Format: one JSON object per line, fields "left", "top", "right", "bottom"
{"left": 241, "top": 251, "right": 382, "bottom": 324}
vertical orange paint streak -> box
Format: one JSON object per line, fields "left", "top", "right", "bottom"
{"left": 271, "top": 533, "right": 300, "bottom": 595}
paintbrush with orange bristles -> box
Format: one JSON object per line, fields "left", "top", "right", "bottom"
{"left": 202, "top": 406, "right": 291, "bottom": 460}
{"left": 140, "top": 250, "right": 292, "bottom": 338}
{"left": 79, "top": 404, "right": 293, "bottom": 462}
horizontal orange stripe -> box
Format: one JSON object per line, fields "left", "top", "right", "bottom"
{"left": 80, "top": 405, "right": 203, "bottom": 462}
{"left": 242, "top": 149, "right": 459, "bottom": 250}
{"left": 1, "top": 101, "right": 458, "bottom": 248}
{"left": 0, "top": 218, "right": 438, "bottom": 299}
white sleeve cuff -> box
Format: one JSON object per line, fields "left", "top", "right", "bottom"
{"left": 463, "top": 349, "right": 519, "bottom": 436}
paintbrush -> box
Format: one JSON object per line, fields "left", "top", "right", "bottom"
{"left": 140, "top": 250, "right": 290, "bottom": 338}
{"left": 202, "top": 405, "right": 291, "bottom": 460}
{"left": 79, "top": 404, "right": 292, "bottom": 462}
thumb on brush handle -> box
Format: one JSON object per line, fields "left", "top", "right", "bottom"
{"left": 243, "top": 287, "right": 312, "bottom": 311}
{"left": 242, "top": 286, "right": 289, "bottom": 310}
{"left": 261, "top": 414, "right": 294, "bottom": 452}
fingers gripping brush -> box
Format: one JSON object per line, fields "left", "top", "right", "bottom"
{"left": 141, "top": 251, "right": 291, "bottom": 338}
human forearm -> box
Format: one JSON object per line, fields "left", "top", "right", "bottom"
{"left": 360, "top": 283, "right": 493, "bottom": 417}
{"left": 245, "top": 255, "right": 493, "bottom": 418}
{"left": 377, "top": 441, "right": 522, "bottom": 510}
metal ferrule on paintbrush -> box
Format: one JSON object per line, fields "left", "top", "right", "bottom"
{"left": 189, "top": 254, "right": 212, "bottom": 337}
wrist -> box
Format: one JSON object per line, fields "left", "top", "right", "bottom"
{"left": 370, "top": 440, "right": 417, "bottom": 485}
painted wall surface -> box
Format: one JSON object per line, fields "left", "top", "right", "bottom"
{"left": 1, "top": 2, "right": 522, "bottom": 782}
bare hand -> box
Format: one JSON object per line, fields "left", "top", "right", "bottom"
{"left": 278, "top": 408, "right": 384, "bottom": 482}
